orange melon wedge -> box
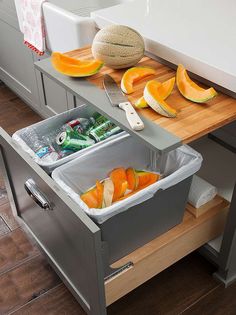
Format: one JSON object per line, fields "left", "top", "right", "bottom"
{"left": 109, "top": 167, "right": 128, "bottom": 202}
{"left": 135, "top": 77, "right": 175, "bottom": 108}
{"left": 121, "top": 67, "right": 156, "bottom": 94}
{"left": 126, "top": 168, "right": 139, "bottom": 191}
{"left": 112, "top": 180, "right": 128, "bottom": 202}
{"left": 135, "top": 170, "right": 160, "bottom": 188}
{"left": 51, "top": 52, "right": 104, "bottom": 77}
{"left": 144, "top": 80, "right": 177, "bottom": 117}
{"left": 118, "top": 177, "right": 158, "bottom": 202}
{"left": 81, "top": 187, "right": 99, "bottom": 209}
{"left": 135, "top": 96, "right": 151, "bottom": 108}
{"left": 80, "top": 180, "right": 104, "bottom": 209}
{"left": 176, "top": 64, "right": 217, "bottom": 103}
{"left": 96, "top": 180, "right": 104, "bottom": 209}
{"left": 109, "top": 167, "right": 127, "bottom": 182}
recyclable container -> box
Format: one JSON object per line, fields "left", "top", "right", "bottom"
{"left": 52, "top": 135, "right": 202, "bottom": 264}
{"left": 12, "top": 106, "right": 125, "bottom": 173}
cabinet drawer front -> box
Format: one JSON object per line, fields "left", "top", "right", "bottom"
{"left": 0, "top": 128, "right": 106, "bottom": 315}
{"left": 0, "top": 0, "right": 19, "bottom": 28}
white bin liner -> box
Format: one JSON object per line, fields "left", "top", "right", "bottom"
{"left": 12, "top": 106, "right": 126, "bottom": 173}
{"left": 52, "top": 135, "right": 203, "bottom": 223}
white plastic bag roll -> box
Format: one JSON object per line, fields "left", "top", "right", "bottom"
{"left": 188, "top": 175, "right": 217, "bottom": 208}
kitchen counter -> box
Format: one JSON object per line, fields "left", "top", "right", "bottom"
{"left": 92, "top": 0, "right": 236, "bottom": 95}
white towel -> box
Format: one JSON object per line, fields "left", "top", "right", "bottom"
{"left": 188, "top": 175, "right": 217, "bottom": 208}
{"left": 19, "top": 0, "right": 47, "bottom": 55}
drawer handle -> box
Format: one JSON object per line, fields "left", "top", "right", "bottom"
{"left": 24, "top": 179, "right": 52, "bottom": 211}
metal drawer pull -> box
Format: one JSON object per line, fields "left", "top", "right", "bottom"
{"left": 24, "top": 179, "right": 52, "bottom": 210}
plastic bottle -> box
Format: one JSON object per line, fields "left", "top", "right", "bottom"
{"left": 68, "top": 117, "right": 95, "bottom": 134}
{"left": 22, "top": 128, "right": 59, "bottom": 163}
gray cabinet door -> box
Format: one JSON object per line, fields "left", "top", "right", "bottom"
{"left": 36, "top": 70, "right": 70, "bottom": 117}
{"left": 67, "top": 94, "right": 88, "bottom": 110}
{"left": 0, "top": 127, "right": 106, "bottom": 315}
{"left": 0, "top": 19, "right": 41, "bottom": 113}
{"left": 0, "top": 0, "right": 19, "bottom": 29}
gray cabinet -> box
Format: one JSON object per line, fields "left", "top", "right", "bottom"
{"left": 0, "top": 1, "right": 42, "bottom": 114}
{"left": 0, "top": 0, "right": 19, "bottom": 29}
{"left": 35, "top": 70, "right": 73, "bottom": 117}
{"left": 0, "top": 0, "right": 70, "bottom": 118}
{"left": 0, "top": 20, "right": 41, "bottom": 112}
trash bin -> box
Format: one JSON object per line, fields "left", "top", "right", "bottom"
{"left": 52, "top": 135, "right": 203, "bottom": 263}
{"left": 12, "top": 105, "right": 125, "bottom": 173}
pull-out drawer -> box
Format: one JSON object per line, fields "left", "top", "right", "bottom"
{"left": 0, "top": 126, "right": 229, "bottom": 315}
{"left": 0, "top": 128, "right": 106, "bottom": 315}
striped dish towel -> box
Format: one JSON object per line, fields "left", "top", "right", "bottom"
{"left": 21, "top": 0, "right": 47, "bottom": 55}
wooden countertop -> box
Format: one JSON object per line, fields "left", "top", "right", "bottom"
{"left": 67, "top": 47, "right": 236, "bottom": 144}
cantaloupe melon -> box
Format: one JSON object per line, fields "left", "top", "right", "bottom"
{"left": 51, "top": 52, "right": 103, "bottom": 77}
{"left": 135, "top": 77, "right": 175, "bottom": 108}
{"left": 92, "top": 25, "right": 145, "bottom": 69}
{"left": 96, "top": 181, "right": 104, "bottom": 208}
{"left": 135, "top": 170, "right": 159, "bottom": 188}
{"left": 109, "top": 168, "right": 128, "bottom": 202}
{"left": 80, "top": 187, "right": 99, "bottom": 209}
{"left": 144, "top": 80, "right": 177, "bottom": 117}
{"left": 176, "top": 64, "right": 217, "bottom": 103}
{"left": 126, "top": 168, "right": 139, "bottom": 190}
{"left": 121, "top": 67, "right": 156, "bottom": 94}
{"left": 135, "top": 96, "right": 150, "bottom": 108}
{"left": 118, "top": 170, "right": 159, "bottom": 202}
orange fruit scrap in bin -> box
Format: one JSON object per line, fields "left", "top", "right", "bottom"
{"left": 80, "top": 167, "right": 160, "bottom": 209}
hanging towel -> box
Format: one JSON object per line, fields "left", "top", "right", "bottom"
{"left": 20, "top": 0, "right": 47, "bottom": 55}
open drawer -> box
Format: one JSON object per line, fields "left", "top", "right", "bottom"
{"left": 0, "top": 126, "right": 229, "bottom": 315}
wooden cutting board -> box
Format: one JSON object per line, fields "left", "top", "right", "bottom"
{"left": 67, "top": 46, "right": 236, "bottom": 144}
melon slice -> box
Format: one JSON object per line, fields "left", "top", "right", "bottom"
{"left": 144, "top": 80, "right": 177, "bottom": 117}
{"left": 109, "top": 168, "right": 127, "bottom": 182}
{"left": 126, "top": 168, "right": 139, "bottom": 190}
{"left": 135, "top": 77, "right": 175, "bottom": 108}
{"left": 157, "top": 77, "right": 176, "bottom": 99}
{"left": 135, "top": 96, "right": 150, "bottom": 108}
{"left": 81, "top": 187, "right": 99, "bottom": 209}
{"left": 121, "top": 67, "right": 156, "bottom": 94}
{"left": 118, "top": 170, "right": 159, "bottom": 202}
{"left": 109, "top": 168, "right": 128, "bottom": 202}
{"left": 112, "top": 180, "right": 128, "bottom": 202}
{"left": 80, "top": 180, "right": 104, "bottom": 209}
{"left": 102, "top": 178, "right": 114, "bottom": 208}
{"left": 51, "top": 52, "right": 104, "bottom": 77}
{"left": 96, "top": 181, "right": 104, "bottom": 208}
{"left": 136, "top": 170, "right": 160, "bottom": 188}
{"left": 176, "top": 64, "right": 217, "bottom": 103}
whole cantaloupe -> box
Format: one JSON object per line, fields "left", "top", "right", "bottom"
{"left": 92, "top": 25, "right": 145, "bottom": 69}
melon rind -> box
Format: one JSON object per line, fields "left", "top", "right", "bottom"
{"left": 92, "top": 25, "right": 145, "bottom": 69}
{"left": 135, "top": 96, "right": 149, "bottom": 108}
{"left": 51, "top": 52, "right": 104, "bottom": 77}
{"left": 144, "top": 81, "right": 177, "bottom": 118}
{"left": 135, "top": 77, "right": 175, "bottom": 109}
{"left": 121, "top": 67, "right": 156, "bottom": 94}
{"left": 176, "top": 64, "right": 217, "bottom": 103}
